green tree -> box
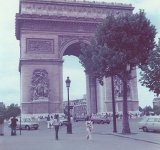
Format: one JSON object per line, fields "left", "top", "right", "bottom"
{"left": 139, "top": 106, "right": 143, "bottom": 112}
{"left": 5, "top": 104, "right": 21, "bottom": 119}
{"left": 80, "top": 10, "right": 156, "bottom": 134}
{"left": 0, "top": 103, "right": 5, "bottom": 125}
{"left": 143, "top": 106, "right": 153, "bottom": 116}
{"left": 0, "top": 103, "right": 6, "bottom": 116}
{"left": 80, "top": 40, "right": 105, "bottom": 84}
{"left": 139, "top": 39, "right": 160, "bottom": 96}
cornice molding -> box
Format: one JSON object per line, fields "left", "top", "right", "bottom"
{"left": 16, "top": 13, "right": 99, "bottom": 40}
{"left": 20, "top": 58, "right": 63, "bottom": 63}
{"left": 20, "top": 0, "right": 133, "bottom": 18}
{"left": 16, "top": 0, "right": 134, "bottom": 39}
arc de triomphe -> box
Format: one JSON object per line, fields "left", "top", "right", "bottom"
{"left": 16, "top": 0, "right": 139, "bottom": 115}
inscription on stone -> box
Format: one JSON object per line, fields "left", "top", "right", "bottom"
{"left": 27, "top": 38, "right": 54, "bottom": 53}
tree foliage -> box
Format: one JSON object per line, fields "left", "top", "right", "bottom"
{"left": 80, "top": 10, "right": 156, "bottom": 81}
{"left": 139, "top": 40, "right": 160, "bottom": 96}
{"left": 0, "top": 103, "right": 6, "bottom": 116}
{"left": 5, "top": 104, "right": 21, "bottom": 119}
{"left": 79, "top": 10, "right": 156, "bottom": 134}
{"left": 79, "top": 40, "right": 106, "bottom": 84}
{"left": 143, "top": 105, "right": 153, "bottom": 116}
{"left": 139, "top": 106, "right": 143, "bottom": 112}
{"left": 96, "top": 10, "right": 156, "bottom": 74}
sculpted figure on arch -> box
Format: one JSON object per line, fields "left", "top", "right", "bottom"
{"left": 31, "top": 69, "right": 49, "bottom": 100}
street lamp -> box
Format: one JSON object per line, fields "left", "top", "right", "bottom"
{"left": 65, "top": 76, "right": 72, "bottom": 134}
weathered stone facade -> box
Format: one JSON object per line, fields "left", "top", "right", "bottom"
{"left": 16, "top": 0, "right": 138, "bottom": 115}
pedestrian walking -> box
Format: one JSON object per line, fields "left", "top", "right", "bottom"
{"left": 10, "top": 116, "right": 18, "bottom": 136}
{"left": 85, "top": 116, "right": 93, "bottom": 140}
{"left": 53, "top": 114, "right": 60, "bottom": 140}
{"left": 47, "top": 115, "right": 51, "bottom": 129}
{"left": 50, "top": 116, "right": 54, "bottom": 128}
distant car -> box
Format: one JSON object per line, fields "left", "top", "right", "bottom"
{"left": 138, "top": 116, "right": 160, "bottom": 132}
{"left": 59, "top": 116, "right": 68, "bottom": 126}
{"left": 8, "top": 117, "right": 39, "bottom": 130}
{"left": 91, "top": 115, "right": 110, "bottom": 124}
{"left": 74, "top": 116, "right": 87, "bottom": 122}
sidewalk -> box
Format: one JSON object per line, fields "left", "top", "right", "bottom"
{"left": 103, "top": 131, "right": 160, "bottom": 145}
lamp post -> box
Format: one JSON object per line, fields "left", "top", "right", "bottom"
{"left": 20, "top": 109, "right": 22, "bottom": 135}
{"left": 65, "top": 76, "right": 72, "bottom": 134}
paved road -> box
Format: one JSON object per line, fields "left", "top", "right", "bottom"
{"left": 0, "top": 119, "right": 160, "bottom": 150}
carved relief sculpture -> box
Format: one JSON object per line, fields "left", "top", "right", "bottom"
{"left": 17, "top": 0, "right": 136, "bottom": 114}
{"left": 31, "top": 69, "right": 50, "bottom": 101}
{"left": 114, "top": 76, "right": 130, "bottom": 98}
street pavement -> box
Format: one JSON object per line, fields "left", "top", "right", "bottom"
{"left": 0, "top": 119, "right": 160, "bottom": 150}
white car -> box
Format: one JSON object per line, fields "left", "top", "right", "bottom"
{"left": 8, "top": 117, "right": 39, "bottom": 130}
{"left": 138, "top": 116, "right": 160, "bottom": 132}
{"left": 59, "top": 116, "right": 68, "bottom": 126}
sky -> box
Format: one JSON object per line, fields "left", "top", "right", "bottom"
{"left": 0, "top": 0, "right": 160, "bottom": 108}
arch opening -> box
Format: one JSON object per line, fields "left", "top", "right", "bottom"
{"left": 63, "top": 42, "right": 86, "bottom": 100}
{"left": 62, "top": 42, "right": 87, "bottom": 116}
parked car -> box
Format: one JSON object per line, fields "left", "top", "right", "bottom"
{"left": 91, "top": 115, "right": 110, "bottom": 124}
{"left": 59, "top": 116, "right": 68, "bottom": 126}
{"left": 8, "top": 117, "right": 39, "bottom": 130}
{"left": 138, "top": 116, "right": 160, "bottom": 132}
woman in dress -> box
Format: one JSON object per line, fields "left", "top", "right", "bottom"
{"left": 85, "top": 116, "right": 93, "bottom": 140}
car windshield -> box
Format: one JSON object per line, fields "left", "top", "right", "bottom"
{"left": 22, "top": 118, "right": 32, "bottom": 122}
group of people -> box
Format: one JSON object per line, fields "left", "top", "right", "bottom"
{"left": 1, "top": 114, "right": 94, "bottom": 141}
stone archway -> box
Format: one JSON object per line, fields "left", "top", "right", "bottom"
{"left": 16, "top": 0, "right": 138, "bottom": 115}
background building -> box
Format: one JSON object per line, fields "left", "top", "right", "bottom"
{"left": 153, "top": 97, "right": 160, "bottom": 107}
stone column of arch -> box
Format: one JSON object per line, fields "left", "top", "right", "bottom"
{"left": 128, "top": 68, "right": 139, "bottom": 111}
{"left": 86, "top": 74, "right": 97, "bottom": 115}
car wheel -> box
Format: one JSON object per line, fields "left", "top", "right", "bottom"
{"left": 25, "top": 125, "right": 30, "bottom": 130}
{"left": 143, "top": 127, "right": 148, "bottom": 132}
